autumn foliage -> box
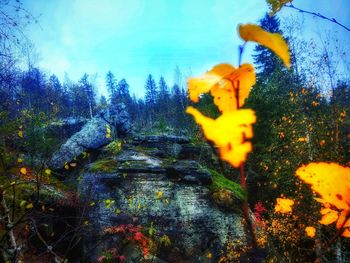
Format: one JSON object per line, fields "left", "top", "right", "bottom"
{"left": 187, "top": 20, "right": 350, "bottom": 261}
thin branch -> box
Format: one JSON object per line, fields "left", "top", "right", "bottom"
{"left": 285, "top": 4, "right": 350, "bottom": 32}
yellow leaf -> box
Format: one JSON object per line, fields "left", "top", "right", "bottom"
{"left": 20, "top": 200, "right": 27, "bottom": 208}
{"left": 336, "top": 210, "right": 350, "bottom": 237}
{"left": 160, "top": 234, "right": 171, "bottom": 246}
{"left": 188, "top": 64, "right": 235, "bottom": 103}
{"left": 188, "top": 63, "right": 255, "bottom": 112}
{"left": 45, "top": 169, "right": 51, "bottom": 175}
{"left": 18, "top": 130, "right": 23, "bottom": 138}
{"left": 319, "top": 208, "right": 338, "bottom": 225}
{"left": 296, "top": 163, "right": 350, "bottom": 211}
{"left": 156, "top": 191, "right": 163, "bottom": 199}
{"left": 149, "top": 222, "right": 155, "bottom": 237}
{"left": 20, "top": 167, "right": 27, "bottom": 175}
{"left": 26, "top": 203, "right": 33, "bottom": 209}
{"left": 305, "top": 226, "right": 316, "bottom": 238}
{"left": 104, "top": 199, "right": 115, "bottom": 209}
{"left": 186, "top": 106, "right": 256, "bottom": 167}
{"left": 274, "top": 197, "right": 294, "bottom": 213}
{"left": 267, "top": 0, "right": 293, "bottom": 14}
{"left": 17, "top": 158, "right": 23, "bottom": 163}
{"left": 70, "top": 162, "right": 77, "bottom": 167}
{"left": 239, "top": 24, "right": 290, "bottom": 68}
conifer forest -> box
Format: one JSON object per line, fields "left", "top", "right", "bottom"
{"left": 0, "top": 0, "right": 349, "bottom": 262}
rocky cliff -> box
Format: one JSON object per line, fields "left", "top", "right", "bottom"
{"left": 77, "top": 135, "right": 246, "bottom": 262}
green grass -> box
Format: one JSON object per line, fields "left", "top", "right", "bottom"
{"left": 208, "top": 168, "right": 244, "bottom": 200}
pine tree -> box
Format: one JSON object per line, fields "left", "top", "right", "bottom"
{"left": 21, "top": 68, "right": 46, "bottom": 113}
{"left": 48, "top": 74, "right": 63, "bottom": 116}
{"left": 155, "top": 76, "right": 170, "bottom": 126}
{"left": 79, "top": 73, "right": 96, "bottom": 118}
{"left": 116, "top": 79, "right": 131, "bottom": 103}
{"left": 144, "top": 74, "right": 158, "bottom": 125}
{"left": 145, "top": 74, "right": 158, "bottom": 106}
{"left": 105, "top": 71, "right": 116, "bottom": 100}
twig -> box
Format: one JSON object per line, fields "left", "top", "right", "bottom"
{"left": 285, "top": 4, "right": 350, "bottom": 32}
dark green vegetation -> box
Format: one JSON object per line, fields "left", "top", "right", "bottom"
{"left": 0, "top": 1, "right": 349, "bottom": 262}
{"left": 208, "top": 169, "right": 244, "bottom": 200}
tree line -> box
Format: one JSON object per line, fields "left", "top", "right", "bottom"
{"left": 0, "top": 67, "right": 192, "bottom": 133}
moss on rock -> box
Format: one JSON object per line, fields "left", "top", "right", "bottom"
{"left": 89, "top": 158, "right": 118, "bottom": 173}
{"left": 208, "top": 168, "right": 244, "bottom": 200}
{"left": 104, "top": 140, "right": 123, "bottom": 156}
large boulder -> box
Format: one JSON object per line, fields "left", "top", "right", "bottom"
{"left": 109, "top": 103, "right": 132, "bottom": 137}
{"left": 49, "top": 103, "right": 132, "bottom": 170}
{"left": 49, "top": 116, "right": 112, "bottom": 169}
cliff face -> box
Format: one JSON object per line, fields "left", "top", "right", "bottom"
{"left": 78, "top": 135, "right": 246, "bottom": 262}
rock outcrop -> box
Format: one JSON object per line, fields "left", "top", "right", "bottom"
{"left": 78, "top": 134, "right": 245, "bottom": 262}
{"left": 47, "top": 117, "right": 87, "bottom": 139}
{"left": 49, "top": 116, "right": 112, "bottom": 169}
{"left": 49, "top": 103, "right": 132, "bottom": 170}
{"left": 109, "top": 103, "right": 132, "bottom": 137}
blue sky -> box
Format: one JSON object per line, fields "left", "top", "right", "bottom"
{"left": 23, "top": 0, "right": 350, "bottom": 98}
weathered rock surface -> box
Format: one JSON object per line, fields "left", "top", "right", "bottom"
{"left": 49, "top": 116, "right": 112, "bottom": 169}
{"left": 47, "top": 117, "right": 87, "bottom": 139}
{"left": 49, "top": 103, "right": 132, "bottom": 169}
{"left": 78, "top": 134, "right": 246, "bottom": 262}
{"left": 109, "top": 103, "right": 132, "bottom": 137}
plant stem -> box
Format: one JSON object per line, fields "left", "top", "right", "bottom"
{"left": 234, "top": 72, "right": 258, "bottom": 248}
{"left": 240, "top": 163, "right": 258, "bottom": 248}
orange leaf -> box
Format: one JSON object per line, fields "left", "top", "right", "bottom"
{"left": 305, "top": 226, "right": 316, "bottom": 238}
{"left": 211, "top": 64, "right": 255, "bottom": 112}
{"left": 319, "top": 208, "right": 338, "bottom": 225}
{"left": 336, "top": 210, "right": 350, "bottom": 237}
{"left": 188, "top": 63, "right": 255, "bottom": 112}
{"left": 239, "top": 24, "right": 290, "bottom": 68}
{"left": 274, "top": 197, "right": 294, "bottom": 213}
{"left": 20, "top": 167, "right": 27, "bottom": 175}
{"left": 188, "top": 64, "right": 235, "bottom": 103}
{"left": 296, "top": 163, "right": 350, "bottom": 211}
